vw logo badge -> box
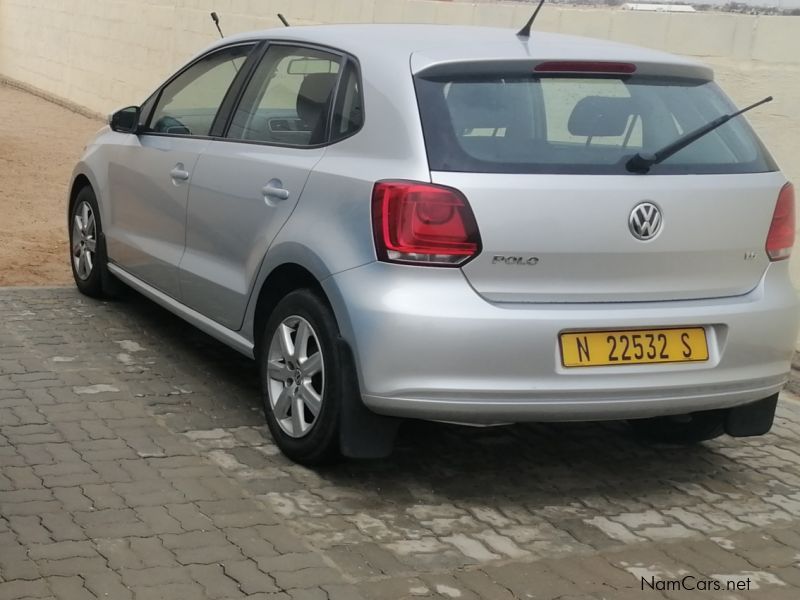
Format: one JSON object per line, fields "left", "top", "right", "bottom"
{"left": 629, "top": 202, "right": 662, "bottom": 241}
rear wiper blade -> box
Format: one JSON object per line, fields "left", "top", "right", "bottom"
{"left": 625, "top": 96, "right": 772, "bottom": 174}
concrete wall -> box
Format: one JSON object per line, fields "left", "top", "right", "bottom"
{"left": 0, "top": 0, "right": 798, "bottom": 116}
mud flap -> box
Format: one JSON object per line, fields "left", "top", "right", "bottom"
{"left": 336, "top": 338, "right": 401, "bottom": 459}
{"left": 98, "top": 232, "right": 125, "bottom": 297}
{"left": 725, "top": 393, "right": 779, "bottom": 437}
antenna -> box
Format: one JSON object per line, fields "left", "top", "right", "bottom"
{"left": 210, "top": 12, "right": 224, "bottom": 38}
{"left": 277, "top": 13, "right": 290, "bottom": 27}
{"left": 517, "top": 0, "right": 545, "bottom": 39}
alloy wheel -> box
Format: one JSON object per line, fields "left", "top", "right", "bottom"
{"left": 71, "top": 200, "right": 97, "bottom": 280}
{"left": 266, "top": 315, "right": 325, "bottom": 438}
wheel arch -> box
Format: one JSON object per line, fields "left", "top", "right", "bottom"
{"left": 68, "top": 174, "right": 93, "bottom": 219}
{"left": 67, "top": 167, "right": 106, "bottom": 229}
{"left": 251, "top": 262, "right": 335, "bottom": 359}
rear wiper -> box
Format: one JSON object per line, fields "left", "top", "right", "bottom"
{"left": 625, "top": 96, "right": 772, "bottom": 174}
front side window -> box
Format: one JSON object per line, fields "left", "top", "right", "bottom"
{"left": 415, "top": 70, "right": 776, "bottom": 175}
{"left": 148, "top": 44, "right": 253, "bottom": 137}
{"left": 227, "top": 45, "right": 342, "bottom": 146}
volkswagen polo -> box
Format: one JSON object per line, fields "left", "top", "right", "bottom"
{"left": 68, "top": 24, "right": 799, "bottom": 464}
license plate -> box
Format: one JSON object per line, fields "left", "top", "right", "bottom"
{"left": 560, "top": 327, "right": 709, "bottom": 368}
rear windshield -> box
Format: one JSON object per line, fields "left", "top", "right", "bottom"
{"left": 414, "top": 73, "right": 777, "bottom": 175}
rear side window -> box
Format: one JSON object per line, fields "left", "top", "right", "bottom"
{"left": 227, "top": 45, "right": 342, "bottom": 146}
{"left": 414, "top": 72, "right": 776, "bottom": 175}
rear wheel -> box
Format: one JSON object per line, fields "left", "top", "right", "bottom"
{"left": 69, "top": 186, "right": 108, "bottom": 298}
{"left": 259, "top": 289, "right": 344, "bottom": 465}
{"left": 629, "top": 410, "right": 725, "bottom": 444}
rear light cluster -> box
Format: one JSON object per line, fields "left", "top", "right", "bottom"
{"left": 372, "top": 181, "right": 481, "bottom": 266}
{"left": 766, "top": 182, "right": 795, "bottom": 261}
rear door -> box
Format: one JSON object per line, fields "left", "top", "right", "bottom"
{"left": 179, "top": 44, "right": 347, "bottom": 330}
{"left": 105, "top": 43, "right": 255, "bottom": 298}
{"left": 415, "top": 67, "right": 784, "bottom": 303}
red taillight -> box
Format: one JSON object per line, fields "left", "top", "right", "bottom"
{"left": 767, "top": 182, "right": 795, "bottom": 261}
{"left": 535, "top": 61, "right": 637, "bottom": 74}
{"left": 372, "top": 181, "right": 481, "bottom": 266}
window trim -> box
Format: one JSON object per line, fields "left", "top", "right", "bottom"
{"left": 138, "top": 40, "right": 262, "bottom": 140}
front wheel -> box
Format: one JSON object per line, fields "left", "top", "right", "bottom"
{"left": 259, "top": 289, "right": 345, "bottom": 465}
{"left": 69, "top": 186, "right": 109, "bottom": 298}
{"left": 629, "top": 410, "right": 726, "bottom": 444}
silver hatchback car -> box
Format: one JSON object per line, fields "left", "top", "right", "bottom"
{"left": 69, "top": 24, "right": 798, "bottom": 464}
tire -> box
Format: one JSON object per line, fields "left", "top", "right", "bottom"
{"left": 259, "top": 289, "right": 345, "bottom": 465}
{"left": 69, "top": 186, "right": 109, "bottom": 298}
{"left": 629, "top": 409, "right": 726, "bottom": 444}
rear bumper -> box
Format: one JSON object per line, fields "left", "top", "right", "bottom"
{"left": 322, "top": 261, "right": 799, "bottom": 424}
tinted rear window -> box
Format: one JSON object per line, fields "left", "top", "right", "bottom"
{"left": 414, "top": 73, "right": 776, "bottom": 175}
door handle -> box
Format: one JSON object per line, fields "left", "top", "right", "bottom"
{"left": 262, "top": 180, "right": 290, "bottom": 201}
{"left": 170, "top": 165, "right": 190, "bottom": 181}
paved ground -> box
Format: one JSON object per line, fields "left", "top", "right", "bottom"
{"left": 3, "top": 287, "right": 800, "bottom": 600}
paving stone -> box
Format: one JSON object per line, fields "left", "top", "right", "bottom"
{"left": 286, "top": 588, "right": 327, "bottom": 600}
{"left": 81, "top": 572, "right": 132, "bottom": 600}
{"left": 27, "top": 541, "right": 97, "bottom": 561}
{"left": 133, "top": 506, "right": 183, "bottom": 534}
{"left": 37, "top": 557, "right": 108, "bottom": 577}
{"left": 164, "top": 503, "right": 215, "bottom": 531}
{"left": 224, "top": 527, "right": 278, "bottom": 558}
{"left": 111, "top": 480, "right": 185, "bottom": 507}
{"left": 7, "top": 516, "right": 52, "bottom": 546}
{"left": 454, "top": 569, "right": 517, "bottom": 600}
{"left": 46, "top": 575, "right": 94, "bottom": 600}
{"left": 129, "top": 582, "right": 207, "bottom": 600}
{"left": 223, "top": 560, "right": 278, "bottom": 594}
{"left": 119, "top": 566, "right": 193, "bottom": 587}
{"left": 78, "top": 484, "right": 126, "bottom": 510}
{"left": 95, "top": 538, "right": 145, "bottom": 570}
{"left": 255, "top": 553, "right": 327, "bottom": 574}
{"left": 173, "top": 544, "right": 244, "bottom": 566}
{"left": 356, "top": 576, "right": 434, "bottom": 600}
{"left": 2, "top": 468, "right": 43, "bottom": 490}
{"left": 0, "top": 559, "right": 41, "bottom": 582}
{"left": 482, "top": 561, "right": 579, "bottom": 599}
{"left": 188, "top": 563, "right": 245, "bottom": 599}
{"left": 0, "top": 579, "right": 50, "bottom": 600}
{"left": 271, "top": 567, "right": 343, "bottom": 590}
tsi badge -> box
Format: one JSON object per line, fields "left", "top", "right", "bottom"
{"left": 492, "top": 255, "right": 540, "bottom": 266}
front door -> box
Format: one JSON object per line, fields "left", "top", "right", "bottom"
{"left": 180, "top": 44, "right": 345, "bottom": 330}
{"left": 104, "top": 43, "right": 255, "bottom": 298}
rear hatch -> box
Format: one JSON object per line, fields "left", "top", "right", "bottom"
{"left": 414, "top": 59, "right": 784, "bottom": 303}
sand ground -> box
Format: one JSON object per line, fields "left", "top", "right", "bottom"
{"left": 0, "top": 60, "right": 798, "bottom": 287}
{"left": 0, "top": 84, "right": 101, "bottom": 286}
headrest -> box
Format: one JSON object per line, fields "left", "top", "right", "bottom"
{"left": 446, "top": 82, "right": 522, "bottom": 131}
{"left": 296, "top": 73, "right": 338, "bottom": 126}
{"left": 568, "top": 96, "right": 635, "bottom": 137}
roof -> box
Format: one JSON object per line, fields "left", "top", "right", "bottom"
{"left": 213, "top": 24, "right": 712, "bottom": 80}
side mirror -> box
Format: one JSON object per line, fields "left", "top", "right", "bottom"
{"left": 109, "top": 106, "right": 140, "bottom": 134}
